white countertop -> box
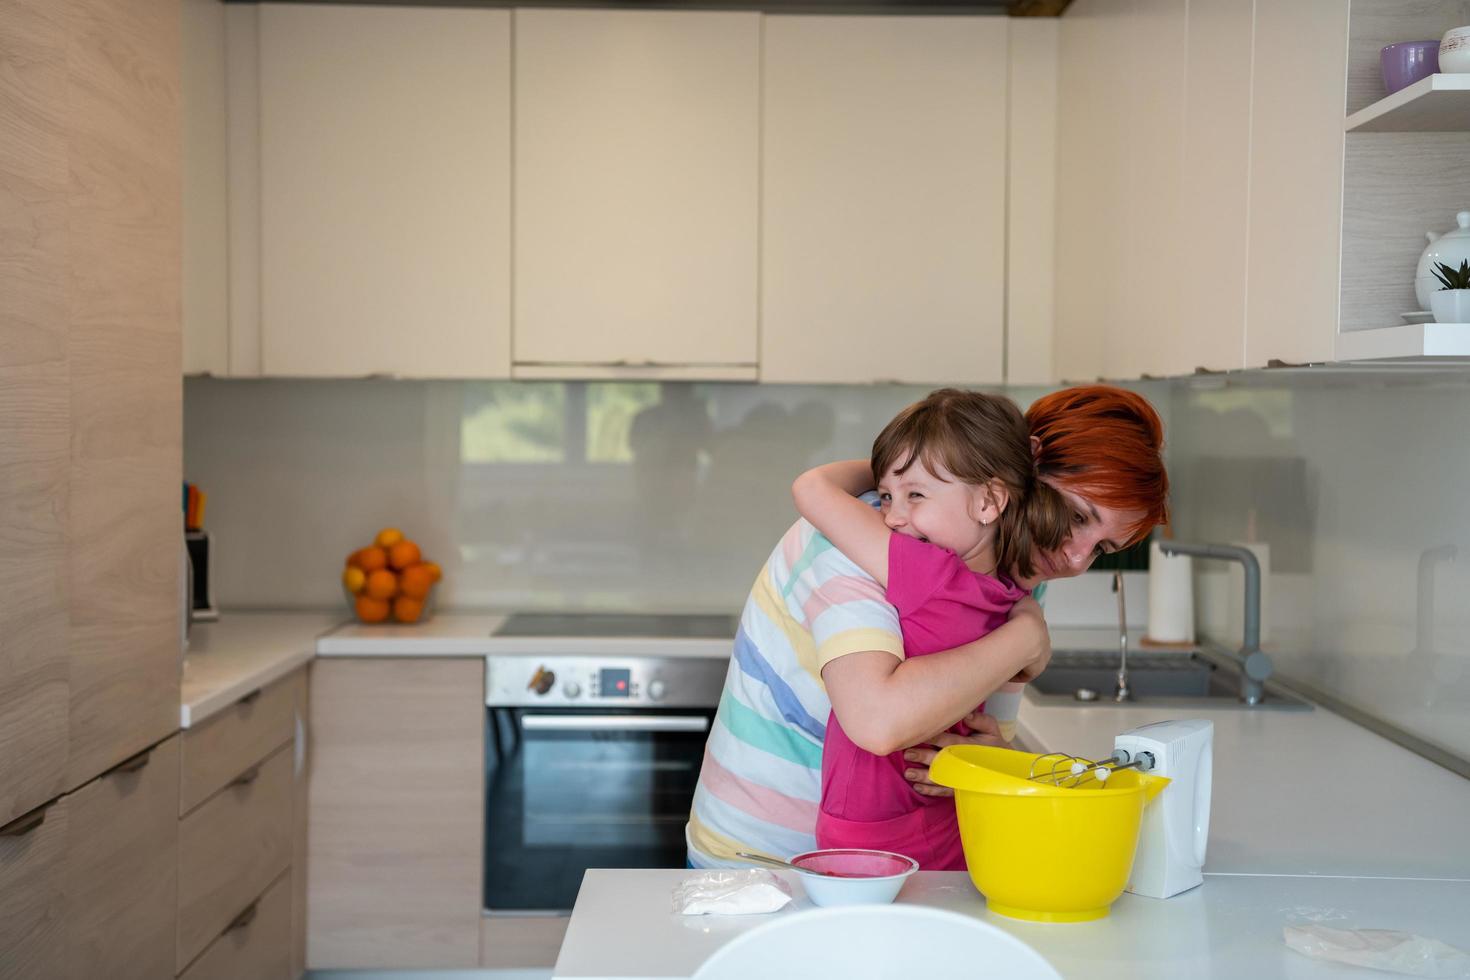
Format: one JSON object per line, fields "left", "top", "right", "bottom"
{"left": 1016, "top": 695, "right": 1470, "bottom": 879}
{"left": 180, "top": 612, "right": 342, "bottom": 727}
{"left": 316, "top": 612, "right": 735, "bottom": 659}
{"left": 554, "top": 869, "right": 1470, "bottom": 980}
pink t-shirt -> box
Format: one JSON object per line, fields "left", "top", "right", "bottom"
{"left": 817, "top": 532, "right": 1026, "bottom": 870}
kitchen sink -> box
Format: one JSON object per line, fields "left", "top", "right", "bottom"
{"left": 1028, "top": 649, "right": 1312, "bottom": 710}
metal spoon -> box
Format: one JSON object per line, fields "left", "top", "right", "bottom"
{"left": 735, "top": 851, "right": 855, "bottom": 878}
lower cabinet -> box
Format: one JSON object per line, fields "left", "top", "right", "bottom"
{"left": 306, "top": 657, "right": 485, "bottom": 969}
{"left": 175, "top": 667, "right": 307, "bottom": 979}
{"left": 0, "top": 735, "right": 181, "bottom": 980}
{"left": 179, "top": 872, "right": 292, "bottom": 980}
{"left": 0, "top": 794, "right": 69, "bottom": 980}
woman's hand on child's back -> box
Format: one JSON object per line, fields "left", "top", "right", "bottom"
{"left": 900, "top": 714, "right": 1009, "bottom": 798}
{"left": 1006, "top": 596, "right": 1052, "bottom": 682}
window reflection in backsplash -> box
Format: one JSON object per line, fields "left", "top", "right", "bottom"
{"left": 186, "top": 378, "right": 1057, "bottom": 615}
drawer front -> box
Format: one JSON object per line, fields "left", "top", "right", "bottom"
{"left": 181, "top": 669, "right": 302, "bottom": 815}
{"left": 0, "top": 797, "right": 69, "bottom": 980}
{"left": 179, "top": 872, "right": 291, "bottom": 980}
{"left": 66, "top": 735, "right": 181, "bottom": 980}
{"left": 178, "top": 744, "right": 293, "bottom": 971}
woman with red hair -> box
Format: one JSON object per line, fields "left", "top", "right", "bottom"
{"left": 687, "top": 386, "right": 1168, "bottom": 868}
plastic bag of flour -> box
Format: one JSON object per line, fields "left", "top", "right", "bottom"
{"left": 1284, "top": 924, "right": 1470, "bottom": 978}
{"left": 672, "top": 870, "right": 794, "bottom": 916}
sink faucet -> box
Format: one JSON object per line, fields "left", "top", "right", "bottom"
{"left": 1112, "top": 571, "right": 1130, "bottom": 702}
{"left": 1156, "top": 540, "right": 1273, "bottom": 704}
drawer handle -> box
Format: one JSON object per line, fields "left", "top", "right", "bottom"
{"left": 238, "top": 688, "right": 262, "bottom": 707}
{"left": 0, "top": 802, "right": 53, "bottom": 838}
{"left": 106, "top": 748, "right": 152, "bottom": 777}
{"left": 224, "top": 900, "right": 259, "bottom": 934}
{"left": 230, "top": 765, "right": 261, "bottom": 789}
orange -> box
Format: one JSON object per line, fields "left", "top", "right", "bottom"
{"left": 393, "top": 595, "right": 425, "bottom": 624}
{"left": 422, "top": 561, "right": 442, "bottom": 583}
{"left": 356, "top": 546, "right": 388, "bottom": 573}
{"left": 375, "top": 527, "right": 404, "bottom": 548}
{"left": 364, "top": 568, "right": 398, "bottom": 600}
{"left": 399, "top": 564, "right": 434, "bottom": 600}
{"left": 342, "top": 566, "right": 366, "bottom": 594}
{"left": 388, "top": 539, "right": 421, "bottom": 571}
{"left": 346, "top": 548, "right": 367, "bottom": 570}
{"left": 355, "top": 595, "right": 390, "bottom": 623}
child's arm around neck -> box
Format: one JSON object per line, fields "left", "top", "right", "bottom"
{"left": 792, "top": 460, "right": 892, "bottom": 587}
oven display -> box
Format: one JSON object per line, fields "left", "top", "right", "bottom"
{"left": 598, "top": 668, "right": 632, "bottom": 698}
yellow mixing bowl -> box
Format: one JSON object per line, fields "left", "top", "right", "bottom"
{"left": 930, "top": 745, "right": 1170, "bottom": 923}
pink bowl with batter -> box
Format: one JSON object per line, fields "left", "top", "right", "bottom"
{"left": 788, "top": 849, "right": 919, "bottom": 906}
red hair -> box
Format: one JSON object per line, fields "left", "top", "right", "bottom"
{"left": 1025, "top": 386, "right": 1169, "bottom": 546}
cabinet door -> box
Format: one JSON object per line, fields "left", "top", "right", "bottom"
{"left": 761, "top": 15, "right": 1007, "bottom": 385}
{"left": 514, "top": 9, "right": 759, "bottom": 372}
{"left": 66, "top": 736, "right": 180, "bottom": 980}
{"left": 0, "top": 0, "right": 71, "bottom": 824}
{"left": 65, "top": 0, "right": 182, "bottom": 789}
{"left": 1174, "top": 0, "right": 1253, "bottom": 375}
{"left": 258, "top": 4, "right": 512, "bottom": 378}
{"left": 0, "top": 797, "right": 68, "bottom": 980}
{"left": 183, "top": 0, "right": 230, "bottom": 376}
{"left": 1244, "top": 0, "right": 1349, "bottom": 367}
{"left": 306, "top": 658, "right": 484, "bottom": 969}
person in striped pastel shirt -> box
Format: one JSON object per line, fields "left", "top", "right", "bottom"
{"left": 686, "top": 386, "right": 1169, "bottom": 869}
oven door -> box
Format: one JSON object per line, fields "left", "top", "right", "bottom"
{"left": 484, "top": 706, "right": 712, "bottom": 913}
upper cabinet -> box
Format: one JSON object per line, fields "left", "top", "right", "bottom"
{"left": 256, "top": 3, "right": 513, "bottom": 378}
{"left": 512, "top": 10, "right": 760, "bottom": 379}
{"left": 181, "top": 7, "right": 1060, "bottom": 383}
{"left": 759, "top": 16, "right": 1008, "bottom": 385}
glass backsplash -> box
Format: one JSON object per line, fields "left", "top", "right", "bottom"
{"left": 1166, "top": 373, "right": 1470, "bottom": 761}
{"left": 185, "top": 378, "right": 1050, "bottom": 614}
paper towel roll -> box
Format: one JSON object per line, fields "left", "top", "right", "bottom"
{"left": 1146, "top": 540, "right": 1195, "bottom": 644}
{"left": 1227, "top": 540, "right": 1271, "bottom": 647}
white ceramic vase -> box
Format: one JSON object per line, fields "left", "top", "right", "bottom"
{"left": 1441, "top": 26, "right": 1470, "bottom": 73}
{"left": 1429, "top": 288, "right": 1470, "bottom": 324}
{"left": 1415, "top": 210, "right": 1470, "bottom": 311}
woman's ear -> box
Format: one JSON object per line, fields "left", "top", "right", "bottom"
{"left": 1029, "top": 435, "right": 1042, "bottom": 459}
{"left": 971, "top": 480, "right": 1010, "bottom": 525}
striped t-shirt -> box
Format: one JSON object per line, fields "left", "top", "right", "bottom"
{"left": 686, "top": 512, "right": 904, "bottom": 867}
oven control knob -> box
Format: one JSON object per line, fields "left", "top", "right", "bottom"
{"left": 529, "top": 667, "right": 556, "bottom": 696}
{"left": 563, "top": 680, "right": 582, "bottom": 699}
{"left": 648, "top": 680, "right": 667, "bottom": 701}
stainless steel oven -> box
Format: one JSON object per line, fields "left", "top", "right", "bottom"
{"left": 483, "top": 614, "right": 733, "bottom": 915}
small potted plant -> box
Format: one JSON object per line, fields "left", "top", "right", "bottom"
{"left": 1430, "top": 259, "right": 1470, "bottom": 324}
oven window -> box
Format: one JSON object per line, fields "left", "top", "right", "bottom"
{"left": 484, "top": 707, "right": 710, "bottom": 913}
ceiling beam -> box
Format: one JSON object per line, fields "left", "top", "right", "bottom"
{"left": 1008, "top": 0, "right": 1072, "bottom": 15}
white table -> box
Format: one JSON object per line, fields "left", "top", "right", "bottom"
{"left": 554, "top": 869, "right": 1470, "bottom": 979}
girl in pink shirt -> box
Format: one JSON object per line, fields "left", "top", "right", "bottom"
{"left": 791, "top": 389, "right": 1074, "bottom": 870}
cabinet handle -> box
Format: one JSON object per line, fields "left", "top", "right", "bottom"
{"left": 0, "top": 802, "right": 53, "bottom": 838}
{"left": 224, "top": 900, "right": 259, "bottom": 934}
{"left": 238, "top": 688, "right": 262, "bottom": 707}
{"left": 106, "top": 748, "right": 152, "bottom": 777}
{"left": 230, "top": 765, "right": 261, "bottom": 789}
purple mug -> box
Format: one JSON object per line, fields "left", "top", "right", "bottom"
{"left": 1382, "top": 40, "right": 1440, "bottom": 94}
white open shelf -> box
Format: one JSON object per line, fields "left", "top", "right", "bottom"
{"left": 1336, "top": 321, "right": 1470, "bottom": 361}
{"left": 1346, "top": 74, "right": 1470, "bottom": 132}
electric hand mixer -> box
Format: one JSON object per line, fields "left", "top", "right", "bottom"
{"left": 1028, "top": 718, "right": 1214, "bottom": 900}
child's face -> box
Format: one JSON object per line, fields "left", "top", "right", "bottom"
{"left": 876, "top": 456, "right": 998, "bottom": 562}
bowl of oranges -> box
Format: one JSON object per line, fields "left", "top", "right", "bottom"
{"left": 341, "top": 528, "right": 442, "bottom": 624}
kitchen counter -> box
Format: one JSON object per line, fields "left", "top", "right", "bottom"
{"left": 316, "top": 612, "right": 735, "bottom": 659}
{"left": 180, "top": 611, "right": 342, "bottom": 726}
{"left": 554, "top": 869, "right": 1470, "bottom": 980}
{"left": 1017, "top": 694, "right": 1470, "bottom": 879}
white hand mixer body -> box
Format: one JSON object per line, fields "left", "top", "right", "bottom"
{"left": 1115, "top": 718, "right": 1214, "bottom": 900}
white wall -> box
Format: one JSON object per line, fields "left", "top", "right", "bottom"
{"left": 1168, "top": 373, "right": 1470, "bottom": 760}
